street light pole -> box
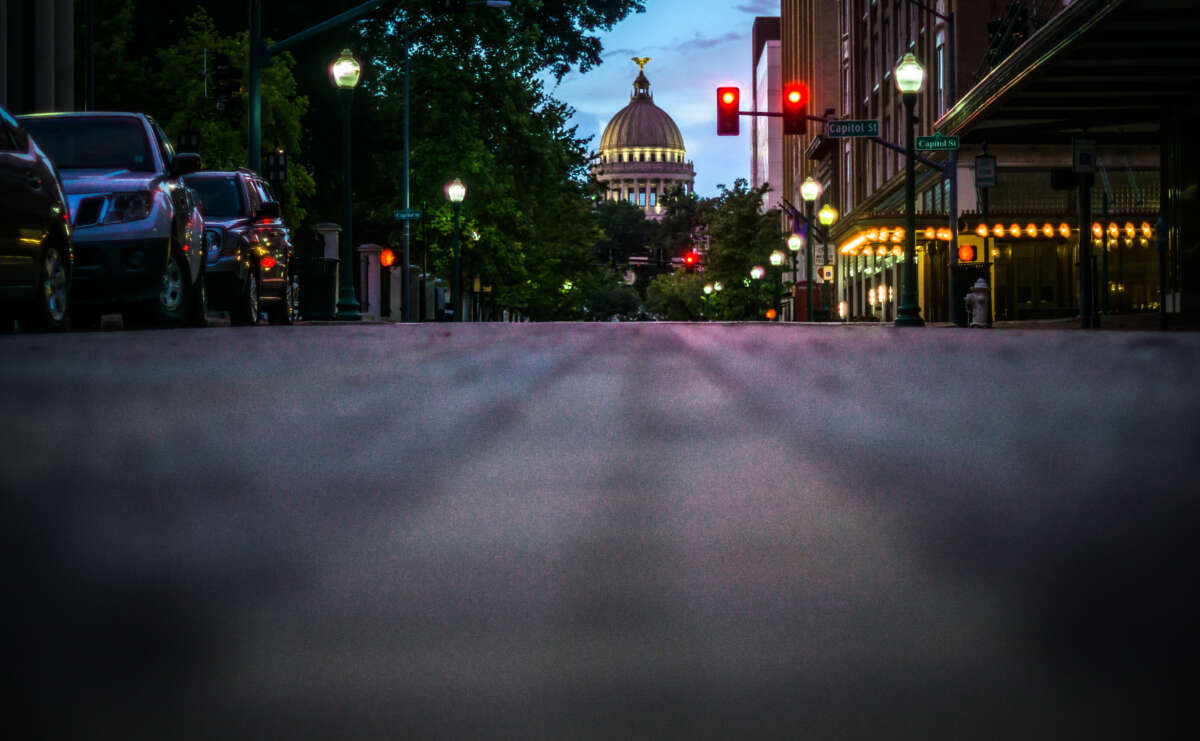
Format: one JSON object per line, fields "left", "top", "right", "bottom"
{"left": 800, "top": 177, "right": 822, "bottom": 322}
{"left": 895, "top": 52, "right": 926, "bottom": 327}
{"left": 750, "top": 265, "right": 765, "bottom": 320}
{"left": 787, "top": 230, "right": 803, "bottom": 321}
{"left": 446, "top": 178, "right": 466, "bottom": 322}
{"left": 331, "top": 50, "right": 363, "bottom": 320}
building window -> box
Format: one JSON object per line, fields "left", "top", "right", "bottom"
{"left": 638, "top": 190, "right": 646, "bottom": 206}
{"left": 650, "top": 191, "right": 657, "bottom": 207}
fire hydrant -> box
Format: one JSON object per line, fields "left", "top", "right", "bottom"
{"left": 964, "top": 278, "right": 991, "bottom": 328}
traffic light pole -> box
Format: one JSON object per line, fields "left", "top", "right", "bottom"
{"left": 247, "top": 0, "right": 395, "bottom": 173}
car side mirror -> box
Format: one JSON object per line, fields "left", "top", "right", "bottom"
{"left": 174, "top": 153, "right": 202, "bottom": 176}
{"left": 255, "top": 201, "right": 281, "bottom": 220}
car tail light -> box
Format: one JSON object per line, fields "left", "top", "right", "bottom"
{"left": 261, "top": 256, "right": 276, "bottom": 270}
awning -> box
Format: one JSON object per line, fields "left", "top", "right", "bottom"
{"left": 937, "top": 0, "right": 1200, "bottom": 145}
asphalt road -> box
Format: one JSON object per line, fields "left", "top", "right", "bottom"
{"left": 3, "top": 322, "right": 1195, "bottom": 739}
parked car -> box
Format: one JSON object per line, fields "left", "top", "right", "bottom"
{"left": 17, "top": 112, "right": 207, "bottom": 328}
{"left": 184, "top": 169, "right": 296, "bottom": 325}
{"left": 0, "top": 106, "right": 72, "bottom": 331}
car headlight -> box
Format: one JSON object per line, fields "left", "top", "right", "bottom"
{"left": 102, "top": 191, "right": 154, "bottom": 224}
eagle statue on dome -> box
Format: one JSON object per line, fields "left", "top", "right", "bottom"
{"left": 631, "top": 57, "right": 651, "bottom": 71}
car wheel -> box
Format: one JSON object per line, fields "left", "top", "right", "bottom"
{"left": 231, "top": 269, "right": 260, "bottom": 326}
{"left": 145, "top": 248, "right": 192, "bottom": 327}
{"left": 267, "top": 266, "right": 298, "bottom": 325}
{"left": 187, "top": 265, "right": 209, "bottom": 327}
{"left": 20, "top": 244, "right": 70, "bottom": 332}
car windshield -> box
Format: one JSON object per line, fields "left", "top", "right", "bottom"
{"left": 19, "top": 116, "right": 154, "bottom": 172}
{"left": 186, "top": 177, "right": 244, "bottom": 218}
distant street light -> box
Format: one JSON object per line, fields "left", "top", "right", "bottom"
{"left": 445, "top": 178, "right": 467, "bottom": 322}
{"left": 800, "top": 176, "right": 822, "bottom": 322}
{"left": 750, "top": 265, "right": 765, "bottom": 319}
{"left": 330, "top": 49, "right": 362, "bottom": 320}
{"left": 818, "top": 203, "right": 839, "bottom": 321}
{"left": 894, "top": 52, "right": 926, "bottom": 327}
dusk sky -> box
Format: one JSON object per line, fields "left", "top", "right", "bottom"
{"left": 544, "top": 0, "right": 781, "bottom": 198}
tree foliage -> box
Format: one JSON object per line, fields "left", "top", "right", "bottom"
{"left": 703, "top": 180, "right": 784, "bottom": 320}
{"left": 645, "top": 270, "right": 705, "bottom": 320}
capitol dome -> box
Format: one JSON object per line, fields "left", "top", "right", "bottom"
{"left": 591, "top": 60, "right": 695, "bottom": 219}
{"left": 599, "top": 72, "right": 686, "bottom": 151}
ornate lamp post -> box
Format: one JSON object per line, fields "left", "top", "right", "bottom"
{"left": 750, "top": 265, "right": 765, "bottom": 319}
{"left": 769, "top": 249, "right": 786, "bottom": 321}
{"left": 894, "top": 52, "right": 926, "bottom": 327}
{"left": 800, "top": 176, "right": 822, "bottom": 321}
{"left": 445, "top": 178, "right": 466, "bottom": 322}
{"left": 818, "top": 203, "right": 839, "bottom": 321}
{"left": 787, "top": 231, "right": 803, "bottom": 321}
{"left": 330, "top": 49, "right": 362, "bottom": 320}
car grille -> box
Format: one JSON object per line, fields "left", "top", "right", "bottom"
{"left": 74, "top": 197, "right": 105, "bottom": 227}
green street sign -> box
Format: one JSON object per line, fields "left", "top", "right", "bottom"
{"left": 916, "top": 133, "right": 960, "bottom": 151}
{"left": 393, "top": 208, "right": 422, "bottom": 221}
{"left": 827, "top": 119, "right": 879, "bottom": 138}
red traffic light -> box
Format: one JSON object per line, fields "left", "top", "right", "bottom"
{"left": 683, "top": 250, "right": 698, "bottom": 265}
{"left": 716, "top": 86, "right": 740, "bottom": 136}
{"left": 782, "top": 82, "right": 809, "bottom": 136}
{"left": 958, "top": 244, "right": 977, "bottom": 263}
{"left": 381, "top": 248, "right": 396, "bottom": 267}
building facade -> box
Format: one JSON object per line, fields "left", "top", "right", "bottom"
{"left": 591, "top": 60, "right": 695, "bottom": 219}
{"left": 1, "top": 0, "right": 76, "bottom": 114}
{"left": 751, "top": 18, "right": 782, "bottom": 213}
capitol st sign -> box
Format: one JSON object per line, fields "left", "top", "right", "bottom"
{"left": 827, "top": 119, "right": 879, "bottom": 138}
{"left": 916, "top": 132, "right": 960, "bottom": 151}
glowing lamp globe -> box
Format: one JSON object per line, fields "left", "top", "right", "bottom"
{"left": 769, "top": 250, "right": 786, "bottom": 267}
{"left": 445, "top": 178, "right": 466, "bottom": 203}
{"left": 894, "top": 52, "right": 925, "bottom": 94}
{"left": 329, "top": 49, "right": 362, "bottom": 90}
{"left": 787, "top": 233, "right": 804, "bottom": 252}
{"left": 800, "top": 176, "right": 822, "bottom": 203}
{"left": 818, "top": 203, "right": 838, "bottom": 226}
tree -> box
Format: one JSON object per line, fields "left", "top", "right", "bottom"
{"left": 594, "top": 200, "right": 650, "bottom": 268}
{"left": 703, "top": 180, "right": 783, "bottom": 320}
{"left": 645, "top": 270, "right": 705, "bottom": 321}
{"left": 153, "top": 10, "right": 315, "bottom": 223}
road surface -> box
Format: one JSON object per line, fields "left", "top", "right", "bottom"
{"left": 3, "top": 322, "right": 1194, "bottom": 739}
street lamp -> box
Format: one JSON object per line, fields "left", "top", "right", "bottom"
{"left": 770, "top": 249, "right": 786, "bottom": 320}
{"left": 894, "top": 52, "right": 926, "bottom": 327}
{"left": 445, "top": 178, "right": 466, "bottom": 322}
{"left": 397, "top": 1, "right": 511, "bottom": 322}
{"left": 750, "top": 265, "right": 765, "bottom": 319}
{"left": 800, "top": 176, "right": 822, "bottom": 322}
{"left": 818, "top": 203, "right": 839, "bottom": 321}
{"left": 330, "top": 49, "right": 362, "bottom": 320}
{"left": 787, "top": 231, "right": 803, "bottom": 321}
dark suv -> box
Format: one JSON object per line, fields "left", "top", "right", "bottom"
{"left": 184, "top": 170, "right": 296, "bottom": 324}
{"left": 18, "top": 112, "right": 207, "bottom": 328}
{"left": 0, "top": 106, "right": 72, "bottom": 331}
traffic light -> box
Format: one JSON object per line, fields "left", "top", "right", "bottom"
{"left": 716, "top": 87, "right": 739, "bottom": 136}
{"left": 211, "top": 52, "right": 241, "bottom": 103}
{"left": 265, "top": 149, "right": 288, "bottom": 184}
{"left": 782, "top": 82, "right": 809, "bottom": 135}
{"left": 958, "top": 244, "right": 977, "bottom": 263}
{"left": 683, "top": 249, "right": 699, "bottom": 271}
{"left": 380, "top": 249, "right": 396, "bottom": 268}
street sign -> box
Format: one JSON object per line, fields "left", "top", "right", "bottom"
{"left": 975, "top": 155, "right": 997, "bottom": 189}
{"left": 916, "top": 133, "right": 960, "bottom": 151}
{"left": 821, "top": 265, "right": 834, "bottom": 281}
{"left": 1073, "top": 138, "right": 1096, "bottom": 174}
{"left": 393, "top": 208, "right": 422, "bottom": 221}
{"left": 827, "top": 119, "right": 879, "bottom": 138}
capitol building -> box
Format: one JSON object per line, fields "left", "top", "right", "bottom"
{"left": 591, "top": 59, "right": 695, "bottom": 219}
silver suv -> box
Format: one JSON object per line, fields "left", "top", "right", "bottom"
{"left": 18, "top": 112, "right": 207, "bottom": 327}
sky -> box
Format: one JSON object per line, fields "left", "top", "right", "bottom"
{"left": 543, "top": 0, "right": 781, "bottom": 198}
